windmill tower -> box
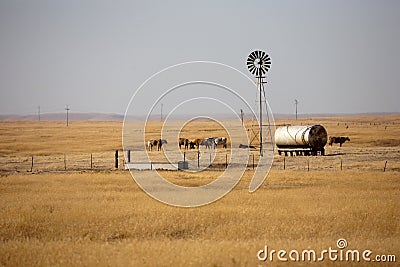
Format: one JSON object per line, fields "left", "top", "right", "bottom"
{"left": 246, "top": 50, "right": 272, "bottom": 156}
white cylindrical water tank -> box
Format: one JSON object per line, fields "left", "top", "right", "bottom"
{"left": 274, "top": 125, "right": 327, "bottom": 150}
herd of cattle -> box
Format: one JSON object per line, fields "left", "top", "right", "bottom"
{"left": 147, "top": 137, "right": 227, "bottom": 151}
{"left": 146, "top": 136, "right": 350, "bottom": 151}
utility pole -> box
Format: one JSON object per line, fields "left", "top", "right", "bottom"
{"left": 160, "top": 103, "right": 163, "bottom": 122}
{"left": 294, "top": 99, "right": 299, "bottom": 120}
{"left": 240, "top": 109, "right": 244, "bottom": 125}
{"left": 38, "top": 106, "right": 40, "bottom": 121}
{"left": 65, "top": 105, "right": 70, "bottom": 126}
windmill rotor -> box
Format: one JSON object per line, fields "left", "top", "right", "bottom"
{"left": 246, "top": 50, "right": 271, "bottom": 77}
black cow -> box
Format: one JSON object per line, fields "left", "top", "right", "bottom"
{"left": 328, "top": 136, "right": 350, "bottom": 147}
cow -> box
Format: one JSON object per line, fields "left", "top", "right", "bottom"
{"left": 189, "top": 141, "right": 196, "bottom": 149}
{"left": 239, "top": 144, "right": 256, "bottom": 149}
{"left": 179, "top": 138, "right": 189, "bottom": 149}
{"left": 188, "top": 138, "right": 202, "bottom": 149}
{"left": 328, "top": 136, "right": 350, "bottom": 147}
{"left": 147, "top": 139, "right": 157, "bottom": 151}
{"left": 147, "top": 139, "right": 167, "bottom": 151}
{"left": 200, "top": 138, "right": 216, "bottom": 149}
{"left": 157, "top": 139, "right": 168, "bottom": 151}
{"left": 214, "top": 137, "right": 227, "bottom": 148}
{"left": 193, "top": 138, "right": 202, "bottom": 148}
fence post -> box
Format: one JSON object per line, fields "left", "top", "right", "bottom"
{"left": 197, "top": 150, "right": 200, "bottom": 168}
{"left": 184, "top": 151, "right": 186, "bottom": 163}
{"left": 127, "top": 150, "right": 131, "bottom": 163}
{"left": 91, "top": 153, "right": 93, "bottom": 169}
{"left": 115, "top": 150, "right": 118, "bottom": 169}
{"left": 30, "top": 156, "right": 34, "bottom": 172}
{"left": 283, "top": 157, "right": 286, "bottom": 170}
{"left": 383, "top": 161, "right": 387, "bottom": 172}
{"left": 307, "top": 158, "right": 310, "bottom": 172}
{"left": 64, "top": 154, "right": 66, "bottom": 171}
{"left": 225, "top": 154, "right": 228, "bottom": 168}
{"left": 252, "top": 154, "right": 255, "bottom": 170}
{"left": 340, "top": 158, "right": 343, "bottom": 171}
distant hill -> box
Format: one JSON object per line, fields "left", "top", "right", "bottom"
{"left": 0, "top": 112, "right": 399, "bottom": 121}
{"left": 0, "top": 113, "right": 125, "bottom": 121}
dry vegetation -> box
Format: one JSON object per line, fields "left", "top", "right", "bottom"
{"left": 0, "top": 115, "right": 399, "bottom": 266}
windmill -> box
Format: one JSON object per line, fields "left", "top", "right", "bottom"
{"left": 246, "top": 50, "right": 271, "bottom": 156}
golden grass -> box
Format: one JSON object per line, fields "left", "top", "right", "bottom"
{"left": 1, "top": 115, "right": 399, "bottom": 156}
{"left": 0, "top": 115, "right": 399, "bottom": 266}
{"left": 0, "top": 171, "right": 398, "bottom": 266}
{"left": 0, "top": 121, "right": 122, "bottom": 156}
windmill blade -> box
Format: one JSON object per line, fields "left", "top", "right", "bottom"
{"left": 249, "top": 65, "right": 256, "bottom": 74}
{"left": 248, "top": 53, "right": 255, "bottom": 61}
{"left": 253, "top": 51, "right": 258, "bottom": 60}
{"left": 250, "top": 65, "right": 256, "bottom": 73}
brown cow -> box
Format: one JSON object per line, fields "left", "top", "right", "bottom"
{"left": 186, "top": 138, "right": 201, "bottom": 149}
{"left": 328, "top": 136, "right": 350, "bottom": 147}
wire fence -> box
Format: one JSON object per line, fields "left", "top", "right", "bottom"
{"left": 0, "top": 152, "right": 118, "bottom": 172}
{"left": 0, "top": 147, "right": 399, "bottom": 173}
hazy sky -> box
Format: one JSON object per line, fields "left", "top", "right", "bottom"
{"left": 1, "top": 0, "right": 399, "bottom": 116}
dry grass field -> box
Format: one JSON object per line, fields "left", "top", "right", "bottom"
{"left": 0, "top": 116, "right": 399, "bottom": 266}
